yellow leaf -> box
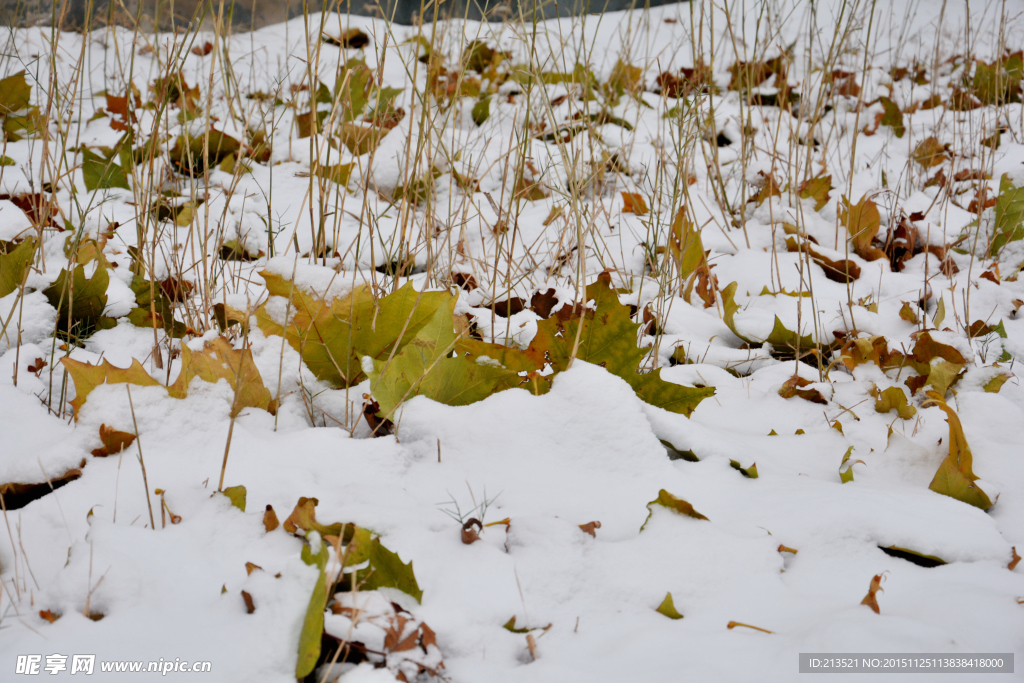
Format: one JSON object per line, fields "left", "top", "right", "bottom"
{"left": 871, "top": 385, "right": 916, "bottom": 419}
{"left": 656, "top": 592, "right": 684, "bottom": 620}
{"left": 641, "top": 489, "right": 709, "bottom": 531}
{"left": 668, "top": 206, "right": 705, "bottom": 281}
{"left": 168, "top": 337, "right": 271, "bottom": 416}
{"left": 924, "top": 392, "right": 993, "bottom": 510}
{"left": 621, "top": 192, "right": 649, "bottom": 215}
{"left": 60, "top": 358, "right": 159, "bottom": 419}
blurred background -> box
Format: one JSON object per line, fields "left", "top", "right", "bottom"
{"left": 1, "top": 0, "right": 682, "bottom": 29}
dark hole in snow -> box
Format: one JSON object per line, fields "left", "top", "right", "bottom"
{"left": 715, "top": 131, "right": 732, "bottom": 147}
{"left": 879, "top": 545, "right": 946, "bottom": 568}
{"left": 0, "top": 468, "right": 83, "bottom": 510}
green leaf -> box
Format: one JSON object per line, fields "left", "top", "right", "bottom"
{"left": 840, "top": 195, "right": 882, "bottom": 253}
{"left": 168, "top": 129, "right": 241, "bottom": 175}
{"left": 641, "top": 489, "right": 709, "bottom": 531}
{"left": 221, "top": 485, "right": 247, "bottom": 511}
{"left": 81, "top": 148, "right": 130, "bottom": 192}
{"left": 503, "top": 616, "right": 530, "bottom": 633}
{"left": 984, "top": 373, "right": 1010, "bottom": 393}
{"left": 369, "top": 303, "right": 521, "bottom": 419}
{"left": 335, "top": 59, "right": 372, "bottom": 122}
{"left": 472, "top": 96, "right": 492, "bottom": 126}
{"left": 655, "top": 592, "right": 684, "bottom": 619}
{"left": 878, "top": 97, "right": 905, "bottom": 138}
{"left": 925, "top": 359, "right": 964, "bottom": 397}
{"left": 925, "top": 392, "right": 993, "bottom": 510}
{"left": 126, "top": 275, "right": 188, "bottom": 338}
{"left": 0, "top": 237, "right": 37, "bottom": 298}
{"left": 989, "top": 173, "right": 1024, "bottom": 255}
{"left": 0, "top": 155, "right": 14, "bottom": 166}
{"left": 296, "top": 536, "right": 329, "bottom": 679}
{"left": 0, "top": 71, "right": 31, "bottom": 115}
{"left": 359, "top": 536, "right": 424, "bottom": 603}
{"left": 43, "top": 263, "right": 110, "bottom": 334}
{"left": 871, "top": 386, "right": 916, "bottom": 420}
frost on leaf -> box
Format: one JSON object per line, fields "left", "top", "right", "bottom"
{"left": 61, "top": 358, "right": 159, "bottom": 419}
{"left": 924, "top": 392, "right": 993, "bottom": 510}
{"left": 641, "top": 489, "right": 709, "bottom": 531}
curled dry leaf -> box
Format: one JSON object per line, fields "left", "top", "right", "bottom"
{"left": 263, "top": 504, "right": 280, "bottom": 532}
{"left": 579, "top": 521, "right": 601, "bottom": 537}
{"left": 91, "top": 423, "right": 136, "bottom": 457}
{"left": 245, "top": 562, "right": 262, "bottom": 576}
{"left": 39, "top": 609, "right": 60, "bottom": 623}
{"left": 241, "top": 590, "right": 256, "bottom": 614}
{"left": 778, "top": 544, "right": 798, "bottom": 554}
{"left": 461, "top": 518, "right": 482, "bottom": 544}
{"left": 1010, "top": 547, "right": 1021, "bottom": 571}
{"left": 778, "top": 375, "right": 827, "bottom": 404}
{"left": 860, "top": 573, "right": 885, "bottom": 614}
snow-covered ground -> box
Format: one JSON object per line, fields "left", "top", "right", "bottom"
{"left": 1, "top": 1, "right": 1023, "bottom": 680}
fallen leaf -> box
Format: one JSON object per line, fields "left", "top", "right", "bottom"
{"left": 913, "top": 137, "right": 947, "bottom": 168}
{"left": 39, "top": 609, "right": 60, "bottom": 623}
{"left": 778, "top": 375, "right": 827, "bottom": 404}
{"left": 924, "top": 392, "right": 993, "bottom": 510}
{"left": 579, "top": 521, "right": 601, "bottom": 537}
{"left": 461, "top": 518, "right": 482, "bottom": 544}
{"left": 222, "top": 485, "right": 246, "bottom": 512}
{"left": 61, "top": 358, "right": 159, "bottom": 419}
{"left": 90, "top": 424, "right": 136, "bottom": 457}
{"left": 871, "top": 386, "right": 916, "bottom": 419}
{"left": 656, "top": 592, "right": 684, "bottom": 619}
{"left": 0, "top": 236, "right": 37, "bottom": 297}
{"left": 641, "top": 489, "right": 709, "bottom": 531}
{"left": 1010, "top": 547, "right": 1021, "bottom": 571}
{"left": 621, "top": 192, "right": 649, "bottom": 215}
{"left": 263, "top": 505, "right": 280, "bottom": 532}
{"left": 241, "top": 591, "right": 256, "bottom": 613}
{"left": 168, "top": 337, "right": 272, "bottom": 417}
{"left": 860, "top": 573, "right": 885, "bottom": 614}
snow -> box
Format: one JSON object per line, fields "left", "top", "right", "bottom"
{"left": 2, "top": 1, "right": 1024, "bottom": 681}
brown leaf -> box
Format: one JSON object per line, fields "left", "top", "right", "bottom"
{"left": 777, "top": 544, "right": 798, "bottom": 554}
{"left": 263, "top": 505, "right": 280, "bottom": 532}
{"left": 860, "top": 573, "right": 885, "bottom": 613}
{"left": 489, "top": 297, "right": 525, "bottom": 318}
{"left": 282, "top": 497, "right": 345, "bottom": 537}
{"left": 191, "top": 41, "right": 214, "bottom": 56}
{"left": 91, "top": 423, "right": 136, "bottom": 457}
{"left": 245, "top": 562, "right": 262, "bottom": 576}
{"left": 461, "top": 518, "right": 482, "bottom": 544}
{"left": 160, "top": 277, "right": 194, "bottom": 303}
{"left": 39, "top": 609, "right": 60, "bottom": 623}
{"left": 579, "top": 521, "right": 601, "bottom": 537}
{"left": 241, "top": 590, "right": 255, "bottom": 614}
{"left": 530, "top": 288, "right": 559, "bottom": 318}
{"left": 1010, "top": 547, "right": 1021, "bottom": 571}
{"left": 452, "top": 272, "right": 478, "bottom": 291}
{"left": 27, "top": 357, "right": 46, "bottom": 376}
{"left": 778, "top": 375, "right": 827, "bottom": 404}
